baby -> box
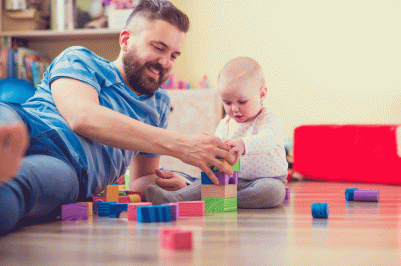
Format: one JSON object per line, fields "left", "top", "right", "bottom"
{"left": 147, "top": 57, "right": 288, "bottom": 208}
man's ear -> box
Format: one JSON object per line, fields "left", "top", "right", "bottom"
{"left": 119, "top": 30, "right": 131, "bottom": 52}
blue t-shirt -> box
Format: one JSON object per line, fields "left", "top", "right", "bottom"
{"left": 20, "top": 46, "right": 170, "bottom": 197}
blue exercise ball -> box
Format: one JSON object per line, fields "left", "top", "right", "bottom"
{"left": 0, "top": 77, "right": 36, "bottom": 104}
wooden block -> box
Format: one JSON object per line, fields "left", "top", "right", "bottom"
{"left": 159, "top": 228, "right": 192, "bottom": 250}
{"left": 106, "top": 185, "right": 119, "bottom": 203}
{"left": 61, "top": 203, "right": 88, "bottom": 221}
{"left": 213, "top": 158, "right": 241, "bottom": 172}
{"left": 120, "top": 190, "right": 142, "bottom": 201}
{"left": 201, "top": 172, "right": 238, "bottom": 185}
{"left": 178, "top": 201, "right": 205, "bottom": 216}
{"left": 97, "top": 201, "right": 116, "bottom": 217}
{"left": 92, "top": 199, "right": 104, "bottom": 215}
{"left": 128, "top": 194, "right": 141, "bottom": 203}
{"left": 201, "top": 184, "right": 237, "bottom": 198}
{"left": 118, "top": 196, "right": 130, "bottom": 203}
{"left": 137, "top": 205, "right": 171, "bottom": 223}
{"left": 76, "top": 202, "right": 93, "bottom": 216}
{"left": 92, "top": 197, "right": 106, "bottom": 202}
{"left": 119, "top": 185, "right": 125, "bottom": 190}
{"left": 162, "top": 203, "right": 179, "bottom": 221}
{"left": 203, "top": 197, "right": 237, "bottom": 212}
{"left": 109, "top": 203, "right": 129, "bottom": 218}
{"left": 127, "top": 202, "right": 152, "bottom": 221}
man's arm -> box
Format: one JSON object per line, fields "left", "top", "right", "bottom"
{"left": 51, "top": 77, "right": 236, "bottom": 184}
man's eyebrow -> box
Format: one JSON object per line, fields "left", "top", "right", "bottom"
{"left": 152, "top": 41, "right": 181, "bottom": 56}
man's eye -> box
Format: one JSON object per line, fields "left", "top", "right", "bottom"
{"left": 154, "top": 46, "right": 163, "bottom": 51}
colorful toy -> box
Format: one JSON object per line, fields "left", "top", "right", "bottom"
{"left": 354, "top": 190, "right": 380, "bottom": 202}
{"left": 201, "top": 184, "right": 237, "bottom": 199}
{"left": 177, "top": 201, "right": 205, "bottom": 216}
{"left": 311, "top": 203, "right": 329, "bottom": 218}
{"left": 136, "top": 205, "right": 171, "bottom": 223}
{"left": 76, "top": 202, "right": 93, "bottom": 216}
{"left": 92, "top": 199, "right": 104, "bottom": 215}
{"left": 127, "top": 202, "right": 152, "bottom": 221}
{"left": 97, "top": 201, "right": 116, "bottom": 217}
{"left": 109, "top": 203, "right": 129, "bottom": 218}
{"left": 162, "top": 203, "right": 179, "bottom": 221}
{"left": 345, "top": 188, "right": 359, "bottom": 201}
{"left": 159, "top": 228, "right": 193, "bottom": 250}
{"left": 201, "top": 172, "right": 238, "bottom": 185}
{"left": 105, "top": 185, "right": 119, "bottom": 203}
{"left": 284, "top": 187, "right": 290, "bottom": 200}
{"left": 203, "top": 197, "right": 237, "bottom": 212}
{"left": 61, "top": 203, "right": 88, "bottom": 221}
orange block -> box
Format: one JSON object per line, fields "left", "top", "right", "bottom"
{"left": 128, "top": 194, "right": 141, "bottom": 203}
{"left": 106, "top": 185, "right": 119, "bottom": 202}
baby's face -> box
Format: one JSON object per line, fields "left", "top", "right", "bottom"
{"left": 219, "top": 78, "right": 264, "bottom": 123}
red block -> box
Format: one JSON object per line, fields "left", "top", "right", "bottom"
{"left": 118, "top": 196, "right": 130, "bottom": 203}
{"left": 178, "top": 201, "right": 205, "bottom": 216}
{"left": 294, "top": 124, "right": 401, "bottom": 185}
{"left": 127, "top": 202, "right": 152, "bottom": 221}
{"left": 159, "top": 228, "right": 193, "bottom": 250}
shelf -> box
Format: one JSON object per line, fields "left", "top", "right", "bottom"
{"left": 0, "top": 28, "right": 122, "bottom": 41}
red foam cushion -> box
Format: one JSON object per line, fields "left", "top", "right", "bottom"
{"left": 293, "top": 124, "right": 401, "bottom": 185}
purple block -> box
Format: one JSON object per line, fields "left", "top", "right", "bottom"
{"left": 92, "top": 199, "right": 104, "bottom": 215}
{"left": 163, "top": 203, "right": 179, "bottom": 221}
{"left": 285, "top": 187, "right": 290, "bottom": 200}
{"left": 353, "top": 190, "right": 380, "bottom": 202}
{"left": 61, "top": 203, "right": 88, "bottom": 221}
{"left": 215, "top": 171, "right": 238, "bottom": 185}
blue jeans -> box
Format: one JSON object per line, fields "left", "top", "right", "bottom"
{"left": 0, "top": 103, "right": 80, "bottom": 235}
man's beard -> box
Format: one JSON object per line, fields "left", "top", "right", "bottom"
{"left": 122, "top": 49, "right": 169, "bottom": 95}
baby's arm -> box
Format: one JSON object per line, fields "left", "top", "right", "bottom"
{"left": 224, "top": 139, "right": 245, "bottom": 156}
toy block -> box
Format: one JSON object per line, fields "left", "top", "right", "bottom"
{"left": 162, "top": 203, "right": 179, "bottom": 221}
{"left": 128, "top": 194, "right": 141, "bottom": 203}
{"left": 77, "top": 202, "right": 93, "bottom": 216}
{"left": 61, "top": 203, "right": 88, "bottom": 221}
{"left": 201, "top": 172, "right": 238, "bottom": 185}
{"left": 159, "top": 228, "right": 192, "bottom": 250}
{"left": 201, "top": 184, "right": 237, "bottom": 198}
{"left": 119, "top": 191, "right": 127, "bottom": 196}
{"left": 92, "top": 199, "right": 104, "bottom": 215}
{"left": 118, "top": 196, "right": 130, "bottom": 203}
{"left": 203, "top": 197, "right": 237, "bottom": 212}
{"left": 106, "top": 185, "right": 119, "bottom": 202}
{"left": 127, "top": 202, "right": 152, "bottom": 221}
{"left": 97, "top": 201, "right": 116, "bottom": 217}
{"left": 92, "top": 197, "right": 106, "bottom": 202}
{"left": 311, "top": 203, "right": 329, "bottom": 218}
{"left": 345, "top": 188, "right": 359, "bottom": 201}
{"left": 119, "top": 185, "right": 125, "bottom": 190}
{"left": 354, "top": 190, "right": 380, "bottom": 202}
{"left": 109, "top": 203, "right": 129, "bottom": 218}
{"left": 213, "top": 158, "right": 241, "bottom": 172}
{"left": 120, "top": 190, "right": 142, "bottom": 201}
{"left": 178, "top": 201, "right": 205, "bottom": 216}
{"left": 137, "top": 205, "right": 171, "bottom": 223}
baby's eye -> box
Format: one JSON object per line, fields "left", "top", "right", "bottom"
{"left": 224, "top": 102, "right": 231, "bottom": 105}
{"left": 239, "top": 100, "right": 247, "bottom": 104}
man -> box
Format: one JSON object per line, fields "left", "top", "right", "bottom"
{"left": 0, "top": 0, "right": 235, "bottom": 234}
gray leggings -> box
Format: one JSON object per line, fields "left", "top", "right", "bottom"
{"left": 175, "top": 176, "right": 287, "bottom": 209}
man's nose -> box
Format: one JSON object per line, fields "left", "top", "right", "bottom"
{"left": 158, "top": 55, "right": 172, "bottom": 69}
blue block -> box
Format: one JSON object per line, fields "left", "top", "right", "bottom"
{"left": 97, "top": 201, "right": 116, "bottom": 217}
{"left": 201, "top": 172, "right": 214, "bottom": 185}
{"left": 137, "top": 205, "right": 171, "bottom": 223}
{"left": 345, "top": 188, "right": 359, "bottom": 201}
{"left": 311, "top": 203, "right": 329, "bottom": 218}
{"left": 109, "top": 203, "right": 129, "bottom": 218}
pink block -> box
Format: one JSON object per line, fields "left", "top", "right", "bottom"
{"left": 178, "top": 201, "right": 205, "bottom": 216}
{"left": 159, "top": 228, "right": 193, "bottom": 250}
{"left": 127, "top": 202, "right": 152, "bottom": 221}
{"left": 118, "top": 196, "right": 130, "bottom": 203}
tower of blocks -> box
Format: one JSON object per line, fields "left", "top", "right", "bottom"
{"left": 201, "top": 158, "right": 240, "bottom": 212}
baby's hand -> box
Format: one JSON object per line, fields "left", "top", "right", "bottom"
{"left": 224, "top": 138, "right": 245, "bottom": 156}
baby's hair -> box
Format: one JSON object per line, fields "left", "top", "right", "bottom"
{"left": 218, "top": 57, "right": 265, "bottom": 89}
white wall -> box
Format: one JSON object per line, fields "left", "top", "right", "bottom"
{"left": 172, "top": 0, "right": 401, "bottom": 138}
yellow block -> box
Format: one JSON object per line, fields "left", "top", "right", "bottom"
{"left": 128, "top": 194, "right": 141, "bottom": 203}
{"left": 106, "top": 185, "right": 119, "bottom": 203}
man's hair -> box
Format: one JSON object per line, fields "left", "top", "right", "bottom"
{"left": 125, "top": 0, "right": 190, "bottom": 33}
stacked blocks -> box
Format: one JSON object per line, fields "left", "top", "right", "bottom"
{"left": 137, "top": 205, "right": 171, "bottom": 223}
{"left": 201, "top": 159, "right": 240, "bottom": 212}
{"left": 159, "top": 228, "right": 193, "bottom": 250}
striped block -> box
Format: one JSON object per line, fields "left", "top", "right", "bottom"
{"left": 92, "top": 199, "right": 104, "bottom": 215}
{"left": 201, "top": 172, "right": 238, "bottom": 185}
{"left": 203, "top": 197, "right": 237, "bottom": 212}
{"left": 97, "top": 201, "right": 116, "bottom": 217}
{"left": 127, "top": 202, "right": 152, "bottom": 221}
{"left": 178, "top": 201, "right": 205, "bottom": 216}
{"left": 76, "top": 202, "right": 93, "bottom": 216}
{"left": 61, "top": 203, "right": 88, "bottom": 221}
{"left": 109, "top": 203, "right": 129, "bottom": 218}
{"left": 162, "top": 203, "right": 179, "bottom": 221}
{"left": 137, "top": 205, "right": 171, "bottom": 223}
{"left": 159, "top": 228, "right": 192, "bottom": 250}
{"left": 201, "top": 184, "right": 237, "bottom": 198}
{"left": 106, "top": 185, "right": 119, "bottom": 203}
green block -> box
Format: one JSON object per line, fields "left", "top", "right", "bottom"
{"left": 213, "top": 158, "right": 241, "bottom": 172}
{"left": 119, "top": 191, "right": 126, "bottom": 196}
{"left": 125, "top": 171, "right": 130, "bottom": 190}
{"left": 203, "top": 197, "right": 237, "bottom": 212}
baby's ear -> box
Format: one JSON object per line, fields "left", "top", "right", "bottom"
{"left": 260, "top": 86, "right": 267, "bottom": 100}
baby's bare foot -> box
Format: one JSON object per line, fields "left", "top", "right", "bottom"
{"left": 0, "top": 122, "right": 28, "bottom": 183}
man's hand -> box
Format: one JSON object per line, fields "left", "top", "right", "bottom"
{"left": 154, "top": 169, "right": 187, "bottom": 191}
{"left": 174, "top": 133, "right": 236, "bottom": 185}
{"left": 224, "top": 138, "right": 245, "bottom": 156}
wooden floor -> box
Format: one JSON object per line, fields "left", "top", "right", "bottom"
{"left": 0, "top": 180, "right": 400, "bottom": 265}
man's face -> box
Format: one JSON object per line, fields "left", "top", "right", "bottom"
{"left": 123, "top": 19, "right": 185, "bottom": 95}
